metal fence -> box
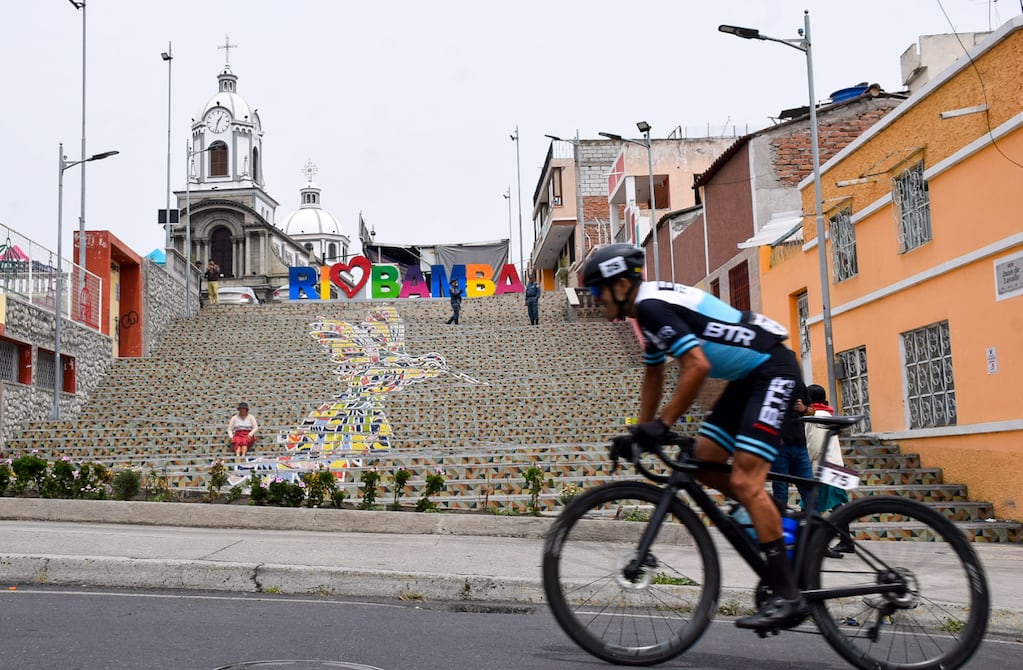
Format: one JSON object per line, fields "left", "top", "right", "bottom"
{"left": 0, "top": 221, "right": 104, "bottom": 332}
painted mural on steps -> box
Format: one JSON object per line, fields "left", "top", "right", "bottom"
{"left": 226, "top": 306, "right": 484, "bottom": 486}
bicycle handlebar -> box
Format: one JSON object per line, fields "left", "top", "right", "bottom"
{"left": 619, "top": 432, "right": 700, "bottom": 484}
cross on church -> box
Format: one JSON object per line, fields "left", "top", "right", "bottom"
{"left": 303, "top": 160, "right": 318, "bottom": 182}
{"left": 218, "top": 35, "right": 238, "bottom": 64}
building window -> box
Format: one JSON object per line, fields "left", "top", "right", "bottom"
{"left": 830, "top": 207, "right": 858, "bottom": 282}
{"left": 796, "top": 292, "right": 810, "bottom": 359}
{"left": 837, "top": 345, "right": 871, "bottom": 431}
{"left": 0, "top": 339, "right": 18, "bottom": 383}
{"left": 552, "top": 168, "right": 563, "bottom": 206}
{"left": 728, "top": 261, "right": 750, "bottom": 311}
{"left": 893, "top": 162, "right": 931, "bottom": 252}
{"left": 902, "top": 320, "right": 956, "bottom": 429}
{"left": 252, "top": 147, "right": 260, "bottom": 183}
{"left": 709, "top": 277, "right": 720, "bottom": 298}
{"left": 210, "top": 142, "right": 229, "bottom": 177}
{"left": 328, "top": 243, "right": 337, "bottom": 262}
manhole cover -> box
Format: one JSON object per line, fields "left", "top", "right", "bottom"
{"left": 212, "top": 662, "right": 383, "bottom": 670}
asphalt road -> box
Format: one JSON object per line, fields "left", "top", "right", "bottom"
{"left": 2, "top": 587, "right": 1019, "bottom": 670}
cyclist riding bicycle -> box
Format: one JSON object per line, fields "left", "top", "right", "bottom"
{"left": 582, "top": 243, "right": 807, "bottom": 631}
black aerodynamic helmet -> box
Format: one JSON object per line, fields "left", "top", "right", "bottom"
{"left": 582, "top": 244, "right": 645, "bottom": 288}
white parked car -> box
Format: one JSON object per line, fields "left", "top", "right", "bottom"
{"left": 216, "top": 286, "right": 261, "bottom": 305}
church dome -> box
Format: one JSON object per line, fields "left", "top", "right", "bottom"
{"left": 283, "top": 200, "right": 344, "bottom": 236}
{"left": 282, "top": 163, "right": 345, "bottom": 237}
{"left": 195, "top": 65, "right": 259, "bottom": 128}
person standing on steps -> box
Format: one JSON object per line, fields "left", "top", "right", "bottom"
{"left": 445, "top": 278, "right": 463, "bottom": 324}
{"left": 205, "top": 260, "right": 221, "bottom": 305}
{"left": 804, "top": 384, "right": 853, "bottom": 555}
{"left": 769, "top": 383, "right": 814, "bottom": 509}
{"left": 525, "top": 276, "right": 540, "bottom": 325}
{"left": 228, "top": 402, "right": 259, "bottom": 458}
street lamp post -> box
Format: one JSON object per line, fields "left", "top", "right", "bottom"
{"left": 719, "top": 10, "right": 839, "bottom": 406}
{"left": 184, "top": 144, "right": 214, "bottom": 317}
{"left": 68, "top": 0, "right": 88, "bottom": 287}
{"left": 510, "top": 126, "right": 525, "bottom": 280}
{"left": 502, "top": 187, "right": 513, "bottom": 266}
{"left": 54, "top": 144, "right": 118, "bottom": 420}
{"left": 161, "top": 44, "right": 173, "bottom": 251}
{"left": 598, "top": 123, "right": 662, "bottom": 281}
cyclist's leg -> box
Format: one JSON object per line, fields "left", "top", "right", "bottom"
{"left": 730, "top": 350, "right": 809, "bottom": 629}
{"left": 694, "top": 379, "right": 746, "bottom": 496}
{"left": 769, "top": 446, "right": 793, "bottom": 505}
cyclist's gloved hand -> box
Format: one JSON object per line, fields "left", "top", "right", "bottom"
{"left": 631, "top": 420, "right": 670, "bottom": 449}
{"left": 609, "top": 434, "right": 634, "bottom": 463}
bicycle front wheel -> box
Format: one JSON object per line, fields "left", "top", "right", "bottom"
{"left": 542, "top": 481, "right": 720, "bottom": 666}
{"left": 805, "top": 495, "right": 990, "bottom": 670}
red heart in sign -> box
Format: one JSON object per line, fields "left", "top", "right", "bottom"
{"left": 330, "top": 256, "right": 371, "bottom": 298}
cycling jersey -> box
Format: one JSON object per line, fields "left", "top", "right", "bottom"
{"left": 633, "top": 281, "right": 789, "bottom": 381}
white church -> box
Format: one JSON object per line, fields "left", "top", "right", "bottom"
{"left": 169, "top": 48, "right": 350, "bottom": 303}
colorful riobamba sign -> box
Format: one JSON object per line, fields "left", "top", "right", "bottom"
{"left": 288, "top": 256, "right": 524, "bottom": 299}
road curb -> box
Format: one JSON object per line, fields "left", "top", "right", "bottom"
{"left": 0, "top": 498, "right": 553, "bottom": 538}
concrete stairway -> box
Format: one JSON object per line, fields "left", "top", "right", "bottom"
{"left": 3, "top": 292, "right": 1018, "bottom": 542}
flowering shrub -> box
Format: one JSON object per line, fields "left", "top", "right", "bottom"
{"left": 145, "top": 467, "right": 171, "bottom": 502}
{"left": 558, "top": 482, "right": 583, "bottom": 506}
{"left": 206, "top": 460, "right": 230, "bottom": 501}
{"left": 0, "top": 459, "right": 13, "bottom": 495}
{"left": 267, "top": 477, "right": 305, "bottom": 507}
{"left": 11, "top": 453, "right": 48, "bottom": 494}
{"left": 248, "top": 475, "right": 269, "bottom": 506}
{"left": 390, "top": 466, "right": 412, "bottom": 509}
{"left": 39, "top": 459, "right": 109, "bottom": 500}
{"left": 416, "top": 468, "right": 446, "bottom": 512}
{"left": 359, "top": 468, "right": 381, "bottom": 510}
{"left": 111, "top": 467, "right": 142, "bottom": 500}
{"left": 302, "top": 466, "right": 340, "bottom": 508}
{"left": 523, "top": 466, "right": 544, "bottom": 516}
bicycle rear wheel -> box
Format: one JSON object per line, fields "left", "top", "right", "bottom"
{"left": 542, "top": 481, "right": 720, "bottom": 666}
{"left": 805, "top": 495, "right": 989, "bottom": 670}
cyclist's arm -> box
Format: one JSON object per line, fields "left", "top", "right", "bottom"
{"left": 658, "top": 347, "right": 710, "bottom": 427}
{"left": 639, "top": 363, "right": 665, "bottom": 423}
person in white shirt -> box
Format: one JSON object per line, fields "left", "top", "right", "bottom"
{"left": 228, "top": 402, "right": 259, "bottom": 458}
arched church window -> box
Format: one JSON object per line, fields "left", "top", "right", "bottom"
{"left": 328, "top": 243, "right": 337, "bottom": 262}
{"left": 252, "top": 147, "right": 260, "bottom": 183}
{"left": 211, "top": 226, "right": 233, "bottom": 276}
{"left": 210, "top": 142, "right": 229, "bottom": 177}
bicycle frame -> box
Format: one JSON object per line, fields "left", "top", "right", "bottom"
{"left": 622, "top": 423, "right": 909, "bottom": 604}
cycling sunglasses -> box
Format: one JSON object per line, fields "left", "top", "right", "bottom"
{"left": 588, "top": 286, "right": 603, "bottom": 298}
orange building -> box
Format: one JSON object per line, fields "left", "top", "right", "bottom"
{"left": 74, "top": 230, "right": 144, "bottom": 358}
{"left": 761, "top": 17, "right": 1023, "bottom": 520}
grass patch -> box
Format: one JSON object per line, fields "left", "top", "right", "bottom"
{"left": 651, "top": 572, "right": 698, "bottom": 586}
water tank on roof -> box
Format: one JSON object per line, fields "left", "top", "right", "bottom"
{"left": 830, "top": 84, "right": 869, "bottom": 103}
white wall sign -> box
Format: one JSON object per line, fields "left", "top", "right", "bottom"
{"left": 986, "top": 346, "right": 999, "bottom": 374}
{"left": 994, "top": 250, "right": 1023, "bottom": 301}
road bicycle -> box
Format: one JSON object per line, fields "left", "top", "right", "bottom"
{"left": 542, "top": 414, "right": 990, "bottom": 668}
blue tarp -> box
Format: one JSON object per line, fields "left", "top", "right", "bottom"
{"left": 145, "top": 248, "right": 166, "bottom": 265}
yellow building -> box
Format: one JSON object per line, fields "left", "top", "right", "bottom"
{"left": 761, "top": 17, "right": 1023, "bottom": 520}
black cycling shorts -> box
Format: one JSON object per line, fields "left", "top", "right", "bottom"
{"left": 696, "top": 346, "right": 801, "bottom": 463}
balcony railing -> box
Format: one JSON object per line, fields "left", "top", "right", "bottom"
{"left": 0, "top": 221, "right": 104, "bottom": 332}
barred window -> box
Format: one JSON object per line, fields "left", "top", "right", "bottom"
{"left": 893, "top": 162, "right": 931, "bottom": 252}
{"left": 0, "top": 339, "right": 17, "bottom": 383}
{"left": 837, "top": 346, "right": 871, "bottom": 431}
{"left": 902, "top": 320, "right": 956, "bottom": 429}
{"left": 830, "top": 207, "right": 858, "bottom": 282}
{"left": 728, "top": 261, "right": 750, "bottom": 311}
{"left": 37, "top": 350, "right": 55, "bottom": 390}
{"left": 796, "top": 292, "right": 810, "bottom": 358}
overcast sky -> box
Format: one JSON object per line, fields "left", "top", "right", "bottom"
{"left": 0, "top": 0, "right": 1015, "bottom": 265}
